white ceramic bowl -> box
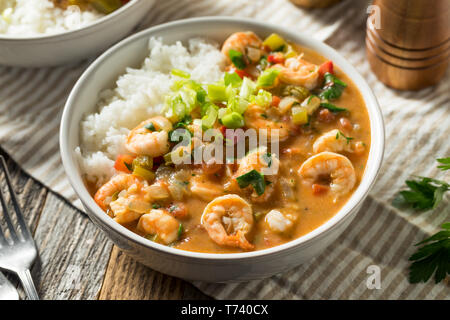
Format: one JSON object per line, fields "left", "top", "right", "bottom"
{"left": 0, "top": 0, "right": 154, "bottom": 67}
{"left": 60, "top": 17, "right": 385, "bottom": 282}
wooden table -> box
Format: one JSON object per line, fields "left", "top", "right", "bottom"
{"left": 0, "top": 148, "right": 211, "bottom": 300}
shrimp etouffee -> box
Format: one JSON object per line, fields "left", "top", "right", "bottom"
{"left": 91, "top": 32, "right": 371, "bottom": 253}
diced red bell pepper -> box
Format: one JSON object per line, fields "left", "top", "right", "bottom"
{"left": 114, "top": 154, "right": 135, "bottom": 173}
{"left": 312, "top": 183, "right": 329, "bottom": 195}
{"left": 318, "top": 61, "right": 334, "bottom": 77}
{"left": 267, "top": 53, "right": 285, "bottom": 64}
{"left": 235, "top": 69, "right": 251, "bottom": 79}
{"left": 271, "top": 95, "right": 281, "bottom": 107}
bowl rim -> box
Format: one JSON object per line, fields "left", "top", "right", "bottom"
{"left": 60, "top": 16, "right": 385, "bottom": 261}
{"left": 0, "top": 0, "right": 145, "bottom": 41}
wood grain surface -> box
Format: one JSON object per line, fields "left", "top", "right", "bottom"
{"left": 0, "top": 148, "right": 210, "bottom": 300}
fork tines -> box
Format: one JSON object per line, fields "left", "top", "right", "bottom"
{"left": 0, "top": 156, "right": 33, "bottom": 244}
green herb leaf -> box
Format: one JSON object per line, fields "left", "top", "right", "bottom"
{"left": 144, "top": 122, "right": 156, "bottom": 132}
{"left": 437, "top": 157, "right": 450, "bottom": 171}
{"left": 152, "top": 203, "right": 161, "bottom": 209}
{"left": 177, "top": 223, "right": 184, "bottom": 239}
{"left": 320, "top": 102, "right": 348, "bottom": 113}
{"left": 336, "top": 131, "right": 354, "bottom": 144}
{"left": 124, "top": 161, "right": 133, "bottom": 172}
{"left": 262, "top": 152, "right": 272, "bottom": 167}
{"left": 319, "top": 72, "right": 347, "bottom": 100}
{"left": 228, "top": 49, "right": 247, "bottom": 70}
{"left": 393, "top": 176, "right": 449, "bottom": 210}
{"left": 236, "top": 169, "right": 266, "bottom": 196}
{"left": 408, "top": 223, "right": 450, "bottom": 284}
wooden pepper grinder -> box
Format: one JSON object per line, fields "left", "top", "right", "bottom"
{"left": 366, "top": 0, "right": 450, "bottom": 90}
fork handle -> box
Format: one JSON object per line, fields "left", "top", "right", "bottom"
{"left": 17, "top": 269, "right": 39, "bottom": 300}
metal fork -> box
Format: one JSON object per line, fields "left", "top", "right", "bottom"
{"left": 0, "top": 156, "right": 39, "bottom": 300}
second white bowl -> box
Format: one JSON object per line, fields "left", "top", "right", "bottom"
{"left": 0, "top": 0, "right": 155, "bottom": 67}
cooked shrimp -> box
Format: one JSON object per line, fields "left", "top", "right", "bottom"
{"left": 94, "top": 173, "right": 152, "bottom": 223}
{"left": 94, "top": 173, "right": 144, "bottom": 211}
{"left": 265, "top": 209, "right": 295, "bottom": 234}
{"left": 138, "top": 209, "right": 180, "bottom": 244}
{"left": 228, "top": 147, "right": 280, "bottom": 202}
{"left": 313, "top": 129, "right": 365, "bottom": 155}
{"left": 244, "top": 104, "right": 289, "bottom": 142}
{"left": 125, "top": 116, "right": 172, "bottom": 157}
{"left": 298, "top": 152, "right": 356, "bottom": 198}
{"left": 201, "top": 195, "right": 254, "bottom": 250}
{"left": 221, "top": 31, "right": 263, "bottom": 64}
{"left": 272, "top": 57, "right": 319, "bottom": 90}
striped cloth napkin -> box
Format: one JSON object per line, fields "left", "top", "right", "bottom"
{"left": 0, "top": 0, "right": 448, "bottom": 299}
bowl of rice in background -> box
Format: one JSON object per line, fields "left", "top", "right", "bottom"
{"left": 0, "top": 0, "right": 155, "bottom": 67}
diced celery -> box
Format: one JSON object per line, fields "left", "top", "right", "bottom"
{"left": 132, "top": 156, "right": 153, "bottom": 171}
{"left": 90, "top": 0, "right": 122, "bottom": 14}
{"left": 171, "top": 69, "right": 190, "bottom": 78}
{"left": 301, "top": 95, "right": 321, "bottom": 115}
{"left": 133, "top": 166, "right": 155, "bottom": 181}
{"left": 222, "top": 112, "right": 245, "bottom": 129}
{"left": 284, "top": 44, "right": 298, "bottom": 59}
{"left": 263, "top": 33, "right": 286, "bottom": 51}
{"left": 256, "top": 69, "right": 280, "bottom": 88}
{"left": 291, "top": 106, "right": 309, "bottom": 125}
{"left": 207, "top": 83, "right": 228, "bottom": 102}
{"left": 229, "top": 96, "right": 249, "bottom": 114}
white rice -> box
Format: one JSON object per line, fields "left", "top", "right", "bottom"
{"left": 0, "top": 0, "right": 104, "bottom": 36}
{"left": 76, "top": 37, "right": 226, "bottom": 186}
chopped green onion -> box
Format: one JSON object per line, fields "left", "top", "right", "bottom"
{"left": 207, "top": 83, "right": 228, "bottom": 102}
{"left": 250, "top": 89, "right": 272, "bottom": 108}
{"left": 152, "top": 203, "right": 161, "bottom": 209}
{"left": 228, "top": 95, "right": 249, "bottom": 114}
{"left": 228, "top": 49, "right": 247, "bottom": 70}
{"left": 256, "top": 69, "right": 280, "bottom": 88}
{"left": 201, "top": 103, "right": 219, "bottom": 129}
{"left": 222, "top": 112, "right": 245, "bottom": 129}
{"left": 239, "top": 77, "right": 256, "bottom": 100}
{"left": 171, "top": 69, "right": 190, "bottom": 78}
{"left": 236, "top": 169, "right": 266, "bottom": 196}
{"left": 224, "top": 72, "right": 243, "bottom": 87}
{"left": 263, "top": 33, "right": 286, "bottom": 51}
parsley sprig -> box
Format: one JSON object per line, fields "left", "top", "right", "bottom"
{"left": 409, "top": 222, "right": 450, "bottom": 284}
{"left": 437, "top": 157, "right": 450, "bottom": 171}
{"left": 393, "top": 157, "right": 450, "bottom": 210}
{"left": 394, "top": 157, "right": 449, "bottom": 284}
